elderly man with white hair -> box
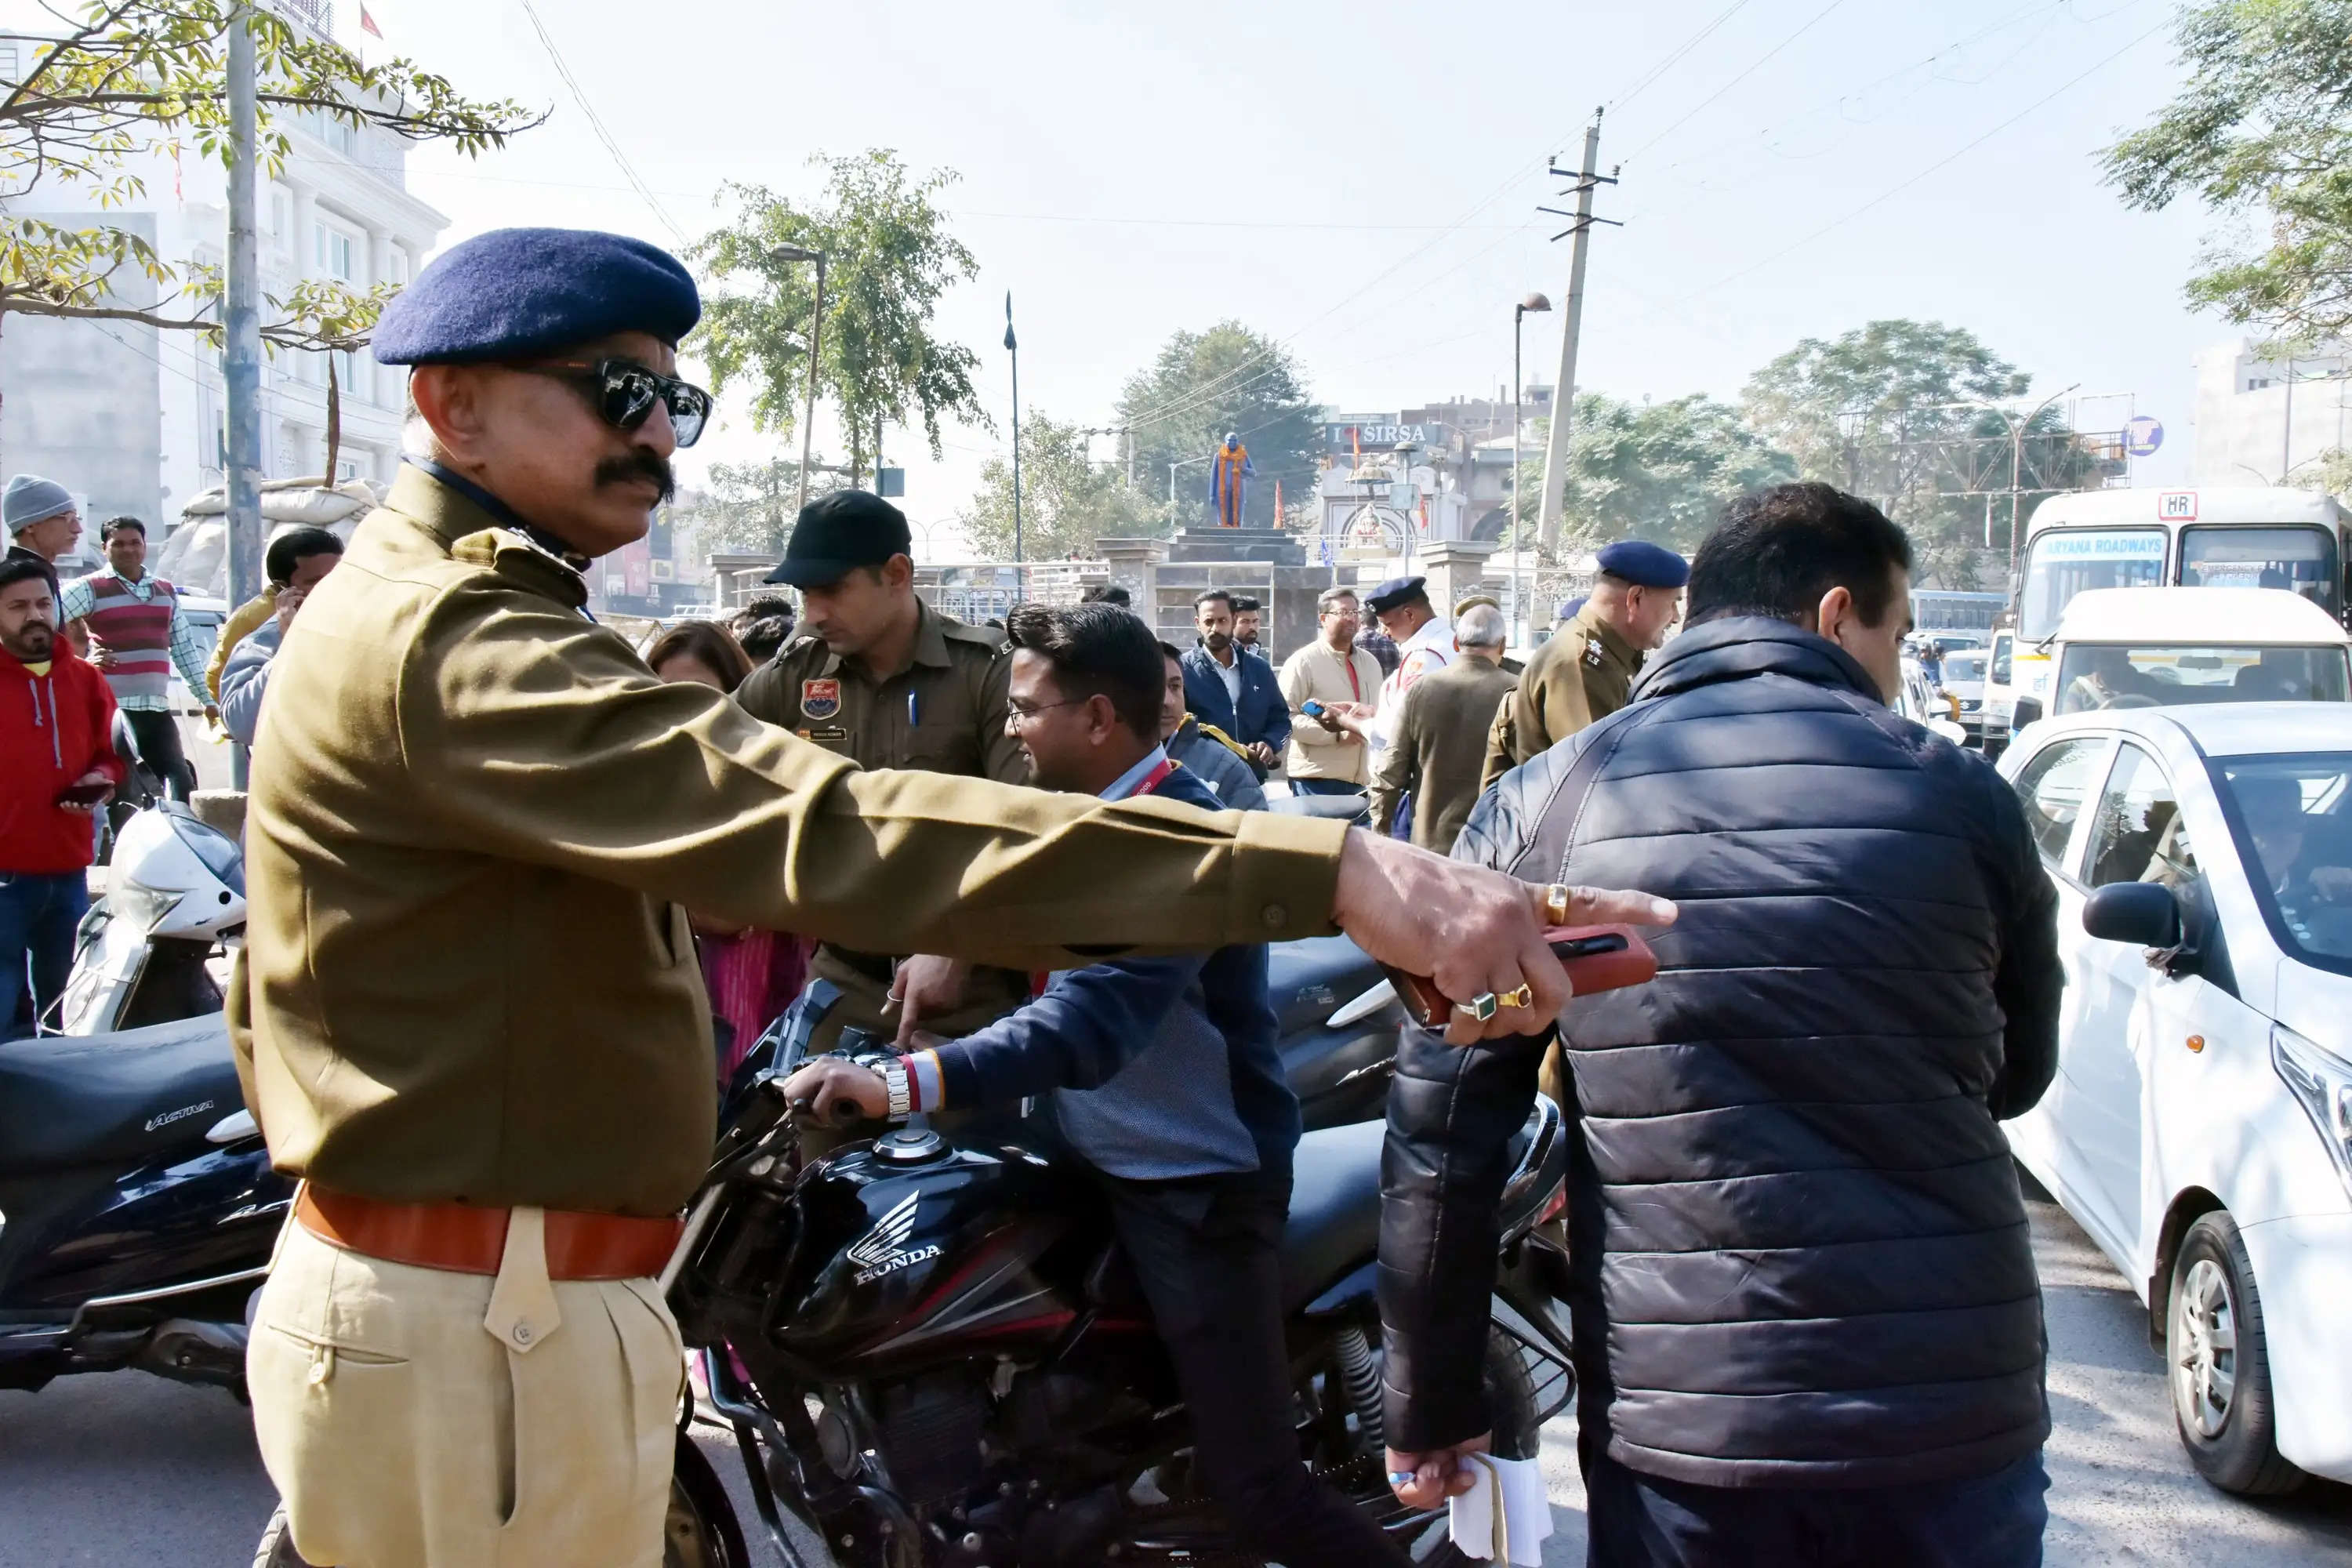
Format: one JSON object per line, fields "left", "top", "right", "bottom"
{"left": 1367, "top": 602, "right": 1519, "bottom": 851}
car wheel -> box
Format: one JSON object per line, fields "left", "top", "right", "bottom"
{"left": 2166, "top": 1211, "right": 2305, "bottom": 1495}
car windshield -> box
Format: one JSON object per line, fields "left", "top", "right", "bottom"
{"left": 1944, "top": 652, "right": 1987, "bottom": 684}
{"left": 2180, "top": 524, "right": 2342, "bottom": 619}
{"left": 2216, "top": 753, "right": 2352, "bottom": 971}
{"left": 2020, "top": 528, "right": 2165, "bottom": 640}
{"left": 2053, "top": 643, "right": 2350, "bottom": 715}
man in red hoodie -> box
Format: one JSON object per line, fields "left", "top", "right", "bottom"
{"left": 2, "top": 555, "right": 122, "bottom": 1037}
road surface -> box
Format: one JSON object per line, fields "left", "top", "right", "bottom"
{"left": 2, "top": 1183, "right": 2347, "bottom": 1566}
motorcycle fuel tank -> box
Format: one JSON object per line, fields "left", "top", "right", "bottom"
{"left": 765, "top": 1129, "right": 1103, "bottom": 1373}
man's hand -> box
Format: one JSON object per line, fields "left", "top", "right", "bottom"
{"left": 1386, "top": 1433, "right": 1490, "bottom": 1510}
{"left": 89, "top": 642, "right": 118, "bottom": 671}
{"left": 1330, "top": 704, "right": 1375, "bottom": 740}
{"left": 57, "top": 768, "right": 114, "bottom": 814}
{"left": 202, "top": 702, "right": 220, "bottom": 724}
{"left": 274, "top": 585, "right": 309, "bottom": 637}
{"left": 779, "top": 1057, "right": 889, "bottom": 1122}
{"left": 1334, "top": 831, "right": 1676, "bottom": 1045}
{"left": 889, "top": 954, "right": 972, "bottom": 1046}
{"left": 1247, "top": 740, "right": 1279, "bottom": 770}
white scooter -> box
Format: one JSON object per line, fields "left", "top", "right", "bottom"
{"left": 57, "top": 804, "right": 245, "bottom": 1036}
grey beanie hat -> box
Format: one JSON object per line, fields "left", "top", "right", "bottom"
{"left": 5, "top": 474, "right": 74, "bottom": 532}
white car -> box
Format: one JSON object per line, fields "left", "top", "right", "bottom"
{"left": 2000, "top": 705, "right": 2352, "bottom": 1494}
{"left": 1895, "top": 655, "right": 1968, "bottom": 747}
{"left": 1940, "top": 647, "right": 1990, "bottom": 746}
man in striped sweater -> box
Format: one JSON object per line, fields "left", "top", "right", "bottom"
{"left": 60, "top": 516, "right": 216, "bottom": 802}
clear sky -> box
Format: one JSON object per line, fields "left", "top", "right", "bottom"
{"left": 378, "top": 0, "right": 2224, "bottom": 554}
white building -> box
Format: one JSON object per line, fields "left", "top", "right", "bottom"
{"left": 2191, "top": 339, "right": 2352, "bottom": 488}
{"left": 0, "top": 1, "right": 445, "bottom": 531}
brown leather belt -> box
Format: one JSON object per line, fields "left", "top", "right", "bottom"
{"left": 295, "top": 1185, "right": 683, "bottom": 1282}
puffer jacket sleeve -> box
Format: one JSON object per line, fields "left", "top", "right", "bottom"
{"left": 1376, "top": 750, "right": 1556, "bottom": 1451}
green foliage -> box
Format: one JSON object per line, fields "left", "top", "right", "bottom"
{"left": 670, "top": 457, "right": 845, "bottom": 558}
{"left": 689, "top": 155, "right": 987, "bottom": 478}
{"left": 1536, "top": 392, "right": 1796, "bottom": 556}
{"left": 960, "top": 410, "right": 1153, "bottom": 561}
{"left": 1116, "top": 321, "right": 1320, "bottom": 532}
{"left": 1740, "top": 319, "right": 2094, "bottom": 586}
{"left": 0, "top": 1, "right": 536, "bottom": 346}
{"left": 2103, "top": 0, "right": 2352, "bottom": 350}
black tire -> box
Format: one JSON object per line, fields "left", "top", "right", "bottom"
{"left": 252, "top": 1506, "right": 318, "bottom": 1568}
{"left": 2167, "top": 1211, "right": 2306, "bottom": 1496}
{"left": 665, "top": 1432, "right": 753, "bottom": 1568}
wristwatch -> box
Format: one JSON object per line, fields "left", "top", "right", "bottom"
{"left": 880, "top": 1058, "right": 913, "bottom": 1121}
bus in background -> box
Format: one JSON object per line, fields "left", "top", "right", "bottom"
{"left": 1984, "top": 487, "right": 2351, "bottom": 749}
{"left": 1911, "top": 590, "right": 2005, "bottom": 651}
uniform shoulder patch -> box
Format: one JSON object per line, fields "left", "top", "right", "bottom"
{"left": 800, "top": 678, "right": 842, "bottom": 720}
{"left": 1584, "top": 637, "right": 1605, "bottom": 667}
{"left": 450, "top": 528, "right": 586, "bottom": 608}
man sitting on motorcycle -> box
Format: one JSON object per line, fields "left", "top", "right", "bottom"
{"left": 785, "top": 601, "right": 1411, "bottom": 1568}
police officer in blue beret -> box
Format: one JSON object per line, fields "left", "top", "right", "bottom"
{"left": 237, "top": 227, "right": 1662, "bottom": 1568}
{"left": 1483, "top": 538, "right": 1686, "bottom": 789}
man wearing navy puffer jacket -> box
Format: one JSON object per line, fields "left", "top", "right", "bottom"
{"left": 1381, "top": 483, "right": 2063, "bottom": 1566}
{"left": 1, "top": 555, "right": 122, "bottom": 1036}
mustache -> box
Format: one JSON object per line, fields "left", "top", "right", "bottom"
{"left": 594, "top": 450, "right": 676, "bottom": 502}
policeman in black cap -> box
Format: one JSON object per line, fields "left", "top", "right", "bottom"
{"left": 1483, "top": 539, "right": 1686, "bottom": 789}
{"left": 735, "top": 489, "right": 1029, "bottom": 1049}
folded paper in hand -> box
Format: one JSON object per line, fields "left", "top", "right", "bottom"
{"left": 1448, "top": 1452, "right": 1552, "bottom": 1565}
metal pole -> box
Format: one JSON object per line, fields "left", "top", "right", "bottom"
{"left": 1512, "top": 307, "right": 1525, "bottom": 644}
{"left": 2283, "top": 357, "right": 2296, "bottom": 481}
{"left": 1124, "top": 426, "right": 1134, "bottom": 489}
{"left": 224, "top": 4, "right": 263, "bottom": 786}
{"left": 1537, "top": 114, "right": 1602, "bottom": 554}
{"left": 795, "top": 254, "right": 826, "bottom": 517}
{"left": 1009, "top": 348, "right": 1022, "bottom": 572}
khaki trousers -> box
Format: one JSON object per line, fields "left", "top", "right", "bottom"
{"left": 249, "top": 1208, "right": 684, "bottom": 1568}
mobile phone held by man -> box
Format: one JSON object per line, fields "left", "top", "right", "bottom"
{"left": 1384, "top": 925, "right": 1657, "bottom": 1032}
{"left": 54, "top": 776, "right": 114, "bottom": 808}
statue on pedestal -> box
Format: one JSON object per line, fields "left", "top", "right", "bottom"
{"left": 1209, "top": 431, "right": 1254, "bottom": 528}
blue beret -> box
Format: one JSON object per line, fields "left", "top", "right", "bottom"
{"left": 373, "top": 227, "right": 700, "bottom": 366}
{"left": 1364, "top": 575, "right": 1428, "bottom": 612}
{"left": 1595, "top": 539, "right": 1690, "bottom": 589}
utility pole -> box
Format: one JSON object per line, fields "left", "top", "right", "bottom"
{"left": 224, "top": 5, "right": 263, "bottom": 782}
{"left": 1534, "top": 111, "right": 1620, "bottom": 554}
{"left": 768, "top": 245, "right": 827, "bottom": 516}
{"left": 1004, "top": 292, "right": 1021, "bottom": 582}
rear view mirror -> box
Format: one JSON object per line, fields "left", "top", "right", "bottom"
{"left": 2083, "top": 882, "right": 2182, "bottom": 949}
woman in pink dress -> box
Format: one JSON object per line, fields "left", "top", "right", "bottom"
{"left": 647, "top": 621, "right": 810, "bottom": 1083}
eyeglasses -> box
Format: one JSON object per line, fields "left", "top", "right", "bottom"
{"left": 1005, "top": 697, "right": 1090, "bottom": 728}
{"left": 509, "top": 358, "right": 710, "bottom": 448}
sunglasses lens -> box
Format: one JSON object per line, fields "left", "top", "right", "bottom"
{"left": 665, "top": 384, "right": 710, "bottom": 448}
{"left": 596, "top": 367, "right": 659, "bottom": 431}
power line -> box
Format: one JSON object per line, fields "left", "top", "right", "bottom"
{"left": 514, "top": 0, "right": 688, "bottom": 245}
{"left": 1608, "top": 0, "right": 1757, "bottom": 114}
{"left": 1620, "top": 0, "right": 1849, "bottom": 165}
{"left": 1686, "top": 15, "right": 2170, "bottom": 303}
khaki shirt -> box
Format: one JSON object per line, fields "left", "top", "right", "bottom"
{"left": 733, "top": 601, "right": 1028, "bottom": 786}
{"left": 1482, "top": 604, "right": 1642, "bottom": 790}
{"left": 228, "top": 466, "right": 1346, "bottom": 1217}
{"left": 1371, "top": 655, "right": 1521, "bottom": 851}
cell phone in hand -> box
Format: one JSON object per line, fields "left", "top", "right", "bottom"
{"left": 1301, "top": 699, "right": 1327, "bottom": 719}
{"left": 1384, "top": 925, "right": 1658, "bottom": 1033}
{"left": 54, "top": 779, "right": 113, "bottom": 806}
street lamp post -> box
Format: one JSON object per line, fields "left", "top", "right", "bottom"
{"left": 1996, "top": 383, "right": 2078, "bottom": 581}
{"left": 770, "top": 244, "right": 827, "bottom": 517}
{"left": 1512, "top": 292, "right": 1552, "bottom": 646}
{"left": 1004, "top": 293, "right": 1021, "bottom": 590}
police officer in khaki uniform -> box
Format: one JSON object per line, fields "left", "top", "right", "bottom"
{"left": 1481, "top": 539, "right": 1687, "bottom": 791}
{"left": 735, "top": 492, "right": 1027, "bottom": 1047}
{"left": 234, "top": 227, "right": 1664, "bottom": 1568}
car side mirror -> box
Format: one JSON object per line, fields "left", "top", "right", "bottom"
{"left": 2082, "top": 882, "right": 2182, "bottom": 949}
{"left": 2012, "top": 695, "right": 2043, "bottom": 729}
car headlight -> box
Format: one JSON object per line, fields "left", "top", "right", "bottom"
{"left": 2272, "top": 1024, "right": 2352, "bottom": 1202}
{"left": 111, "top": 877, "right": 185, "bottom": 933}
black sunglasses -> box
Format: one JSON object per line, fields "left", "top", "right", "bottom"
{"left": 513, "top": 358, "right": 710, "bottom": 448}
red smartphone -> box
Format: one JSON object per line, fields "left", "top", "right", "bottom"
{"left": 54, "top": 779, "right": 114, "bottom": 807}
{"left": 1385, "top": 924, "right": 1657, "bottom": 1032}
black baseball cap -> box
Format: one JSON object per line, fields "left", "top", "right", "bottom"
{"left": 764, "top": 490, "right": 913, "bottom": 586}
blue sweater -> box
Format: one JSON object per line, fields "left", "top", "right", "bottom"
{"left": 1181, "top": 644, "right": 1290, "bottom": 755}
{"left": 928, "top": 764, "right": 1300, "bottom": 1178}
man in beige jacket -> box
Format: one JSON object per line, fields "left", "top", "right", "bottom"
{"left": 1277, "top": 586, "right": 1384, "bottom": 806}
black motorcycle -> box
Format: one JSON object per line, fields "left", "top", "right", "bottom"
{"left": 0, "top": 1015, "right": 289, "bottom": 1396}
{"left": 653, "top": 1061, "right": 1577, "bottom": 1566}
